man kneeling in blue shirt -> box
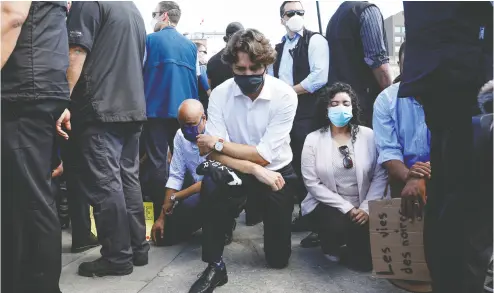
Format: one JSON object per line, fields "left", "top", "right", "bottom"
{"left": 373, "top": 42, "right": 432, "bottom": 207}
{"left": 151, "top": 99, "right": 235, "bottom": 246}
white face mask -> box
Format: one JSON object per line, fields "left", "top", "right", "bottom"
{"left": 285, "top": 15, "right": 304, "bottom": 32}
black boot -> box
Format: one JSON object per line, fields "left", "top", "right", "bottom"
{"left": 133, "top": 252, "right": 148, "bottom": 266}
{"left": 71, "top": 232, "right": 100, "bottom": 253}
{"left": 189, "top": 264, "right": 228, "bottom": 293}
{"left": 78, "top": 258, "right": 133, "bottom": 277}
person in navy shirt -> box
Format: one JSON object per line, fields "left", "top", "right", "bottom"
{"left": 142, "top": 1, "right": 198, "bottom": 219}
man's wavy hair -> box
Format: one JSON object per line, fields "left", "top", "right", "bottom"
{"left": 221, "top": 29, "right": 277, "bottom": 67}
{"left": 314, "top": 82, "right": 363, "bottom": 144}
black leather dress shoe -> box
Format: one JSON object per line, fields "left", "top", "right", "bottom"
{"left": 300, "top": 232, "right": 320, "bottom": 248}
{"left": 189, "top": 264, "right": 228, "bottom": 293}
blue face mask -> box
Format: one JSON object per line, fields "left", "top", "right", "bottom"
{"left": 328, "top": 105, "right": 353, "bottom": 127}
{"left": 182, "top": 117, "right": 204, "bottom": 142}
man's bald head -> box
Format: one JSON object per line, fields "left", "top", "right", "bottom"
{"left": 178, "top": 99, "right": 204, "bottom": 124}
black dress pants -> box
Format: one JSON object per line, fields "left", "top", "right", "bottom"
{"left": 290, "top": 118, "right": 314, "bottom": 205}
{"left": 201, "top": 164, "right": 295, "bottom": 268}
{"left": 308, "top": 204, "right": 371, "bottom": 263}
{"left": 62, "top": 137, "right": 92, "bottom": 246}
{"left": 2, "top": 100, "right": 67, "bottom": 293}
{"left": 69, "top": 122, "right": 150, "bottom": 265}
{"left": 141, "top": 118, "right": 180, "bottom": 222}
{"left": 424, "top": 122, "right": 493, "bottom": 293}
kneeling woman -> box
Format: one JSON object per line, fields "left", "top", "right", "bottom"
{"left": 301, "top": 83, "right": 387, "bottom": 271}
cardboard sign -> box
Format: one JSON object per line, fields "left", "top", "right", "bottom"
{"left": 90, "top": 202, "right": 155, "bottom": 241}
{"left": 369, "top": 198, "right": 431, "bottom": 281}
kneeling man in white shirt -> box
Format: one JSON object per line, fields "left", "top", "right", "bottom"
{"left": 188, "top": 28, "right": 298, "bottom": 293}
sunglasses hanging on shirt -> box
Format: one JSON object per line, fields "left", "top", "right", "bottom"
{"left": 339, "top": 145, "right": 354, "bottom": 169}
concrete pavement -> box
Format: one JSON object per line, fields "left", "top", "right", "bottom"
{"left": 60, "top": 213, "right": 407, "bottom": 293}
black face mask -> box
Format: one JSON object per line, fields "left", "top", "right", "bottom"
{"left": 233, "top": 72, "right": 265, "bottom": 96}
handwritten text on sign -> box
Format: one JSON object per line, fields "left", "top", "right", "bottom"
{"left": 375, "top": 210, "right": 415, "bottom": 276}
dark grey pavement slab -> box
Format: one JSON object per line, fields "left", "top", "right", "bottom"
{"left": 60, "top": 213, "right": 407, "bottom": 293}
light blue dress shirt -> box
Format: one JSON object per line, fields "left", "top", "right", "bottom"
{"left": 373, "top": 83, "right": 431, "bottom": 168}
{"left": 267, "top": 31, "right": 329, "bottom": 93}
{"left": 165, "top": 129, "right": 205, "bottom": 191}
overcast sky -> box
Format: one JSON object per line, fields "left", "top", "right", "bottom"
{"left": 134, "top": 1, "right": 403, "bottom": 55}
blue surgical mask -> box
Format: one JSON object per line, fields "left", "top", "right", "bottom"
{"left": 328, "top": 105, "right": 353, "bottom": 127}
{"left": 182, "top": 118, "right": 204, "bottom": 142}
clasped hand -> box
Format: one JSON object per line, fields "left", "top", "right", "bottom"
{"left": 401, "top": 162, "right": 430, "bottom": 221}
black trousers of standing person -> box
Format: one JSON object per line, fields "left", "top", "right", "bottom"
{"left": 62, "top": 135, "right": 93, "bottom": 247}
{"left": 69, "top": 121, "right": 150, "bottom": 265}
{"left": 201, "top": 164, "right": 296, "bottom": 268}
{"left": 289, "top": 118, "right": 314, "bottom": 205}
{"left": 141, "top": 118, "right": 180, "bottom": 222}
{"left": 308, "top": 204, "right": 371, "bottom": 262}
{"left": 421, "top": 90, "right": 493, "bottom": 293}
{"left": 2, "top": 100, "right": 68, "bottom": 293}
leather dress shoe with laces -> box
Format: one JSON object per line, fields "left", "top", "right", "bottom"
{"left": 189, "top": 264, "right": 228, "bottom": 293}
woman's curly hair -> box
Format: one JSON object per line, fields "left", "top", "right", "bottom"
{"left": 314, "top": 82, "right": 363, "bottom": 144}
{"left": 221, "top": 28, "right": 277, "bottom": 66}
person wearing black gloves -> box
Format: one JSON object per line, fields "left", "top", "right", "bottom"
{"left": 188, "top": 29, "right": 298, "bottom": 293}
{"left": 150, "top": 99, "right": 238, "bottom": 246}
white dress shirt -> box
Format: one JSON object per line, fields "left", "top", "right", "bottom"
{"left": 267, "top": 31, "right": 329, "bottom": 93}
{"left": 205, "top": 75, "right": 298, "bottom": 171}
{"left": 166, "top": 129, "right": 205, "bottom": 190}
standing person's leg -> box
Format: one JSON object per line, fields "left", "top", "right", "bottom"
{"left": 120, "top": 122, "right": 150, "bottom": 265}
{"left": 142, "top": 118, "right": 179, "bottom": 221}
{"left": 63, "top": 137, "right": 97, "bottom": 252}
{"left": 424, "top": 109, "right": 474, "bottom": 292}
{"left": 74, "top": 123, "right": 133, "bottom": 276}
{"left": 262, "top": 165, "right": 295, "bottom": 268}
{"left": 2, "top": 101, "right": 66, "bottom": 293}
{"left": 290, "top": 119, "right": 315, "bottom": 236}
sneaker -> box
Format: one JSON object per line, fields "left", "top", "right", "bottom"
{"left": 133, "top": 253, "right": 148, "bottom": 267}
{"left": 188, "top": 263, "right": 228, "bottom": 293}
{"left": 71, "top": 233, "right": 99, "bottom": 253}
{"left": 78, "top": 258, "right": 133, "bottom": 277}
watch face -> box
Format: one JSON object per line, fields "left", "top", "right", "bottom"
{"left": 215, "top": 141, "right": 223, "bottom": 151}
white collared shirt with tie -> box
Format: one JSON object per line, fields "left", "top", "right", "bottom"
{"left": 205, "top": 75, "right": 298, "bottom": 171}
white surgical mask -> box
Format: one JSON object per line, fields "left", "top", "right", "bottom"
{"left": 286, "top": 15, "right": 304, "bottom": 32}
{"left": 150, "top": 17, "right": 159, "bottom": 31}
